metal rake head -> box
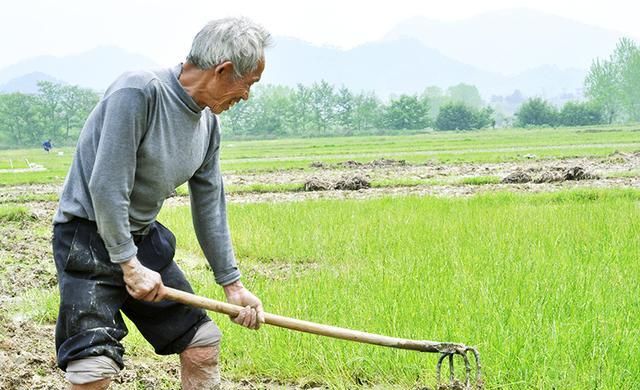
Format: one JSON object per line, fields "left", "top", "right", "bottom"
{"left": 434, "top": 343, "right": 482, "bottom": 389}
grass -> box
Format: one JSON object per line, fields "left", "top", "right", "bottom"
{"left": 143, "top": 188, "right": 640, "bottom": 389}
{"left": 0, "top": 147, "right": 74, "bottom": 185}
{"left": 457, "top": 175, "right": 502, "bottom": 185}
{"left": 11, "top": 287, "right": 59, "bottom": 323}
{"left": 2, "top": 125, "right": 640, "bottom": 185}
{"left": 371, "top": 178, "right": 439, "bottom": 188}
{"left": 0, "top": 204, "right": 34, "bottom": 222}
{"left": 226, "top": 182, "right": 305, "bottom": 194}
{"left": 218, "top": 125, "right": 640, "bottom": 172}
{"left": 4, "top": 124, "right": 640, "bottom": 388}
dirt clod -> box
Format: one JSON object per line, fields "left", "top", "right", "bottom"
{"left": 309, "top": 161, "right": 326, "bottom": 168}
{"left": 501, "top": 171, "right": 532, "bottom": 183}
{"left": 533, "top": 171, "right": 564, "bottom": 183}
{"left": 334, "top": 175, "right": 370, "bottom": 190}
{"left": 563, "top": 166, "right": 598, "bottom": 181}
{"left": 337, "top": 160, "right": 363, "bottom": 168}
{"left": 368, "top": 158, "right": 407, "bottom": 167}
{"left": 303, "top": 177, "right": 333, "bottom": 191}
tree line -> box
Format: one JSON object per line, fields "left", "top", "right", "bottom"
{"left": 221, "top": 81, "right": 497, "bottom": 137}
{"left": 0, "top": 81, "right": 99, "bottom": 147}
{"left": 0, "top": 37, "right": 638, "bottom": 147}
{"left": 514, "top": 37, "right": 640, "bottom": 128}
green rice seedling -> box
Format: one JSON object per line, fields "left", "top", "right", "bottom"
{"left": 156, "top": 189, "right": 640, "bottom": 388}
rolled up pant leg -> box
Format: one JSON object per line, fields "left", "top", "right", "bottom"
{"left": 65, "top": 356, "right": 121, "bottom": 385}
{"left": 53, "top": 219, "right": 220, "bottom": 383}
{"left": 53, "top": 220, "right": 129, "bottom": 371}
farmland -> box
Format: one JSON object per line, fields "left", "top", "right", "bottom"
{"left": 1, "top": 125, "right": 639, "bottom": 389}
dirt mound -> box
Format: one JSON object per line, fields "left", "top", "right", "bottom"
{"left": 367, "top": 158, "right": 407, "bottom": 167}
{"left": 334, "top": 175, "right": 370, "bottom": 190}
{"left": 337, "top": 160, "right": 363, "bottom": 168}
{"left": 303, "top": 177, "right": 333, "bottom": 191}
{"left": 327, "top": 158, "right": 407, "bottom": 169}
{"left": 304, "top": 175, "right": 371, "bottom": 191}
{"left": 505, "top": 166, "right": 599, "bottom": 184}
{"left": 501, "top": 171, "right": 532, "bottom": 183}
{"left": 309, "top": 161, "right": 326, "bottom": 168}
{"left": 533, "top": 171, "right": 564, "bottom": 183}
{"left": 563, "top": 166, "right": 599, "bottom": 181}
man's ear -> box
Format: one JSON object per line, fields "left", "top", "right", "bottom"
{"left": 215, "top": 61, "right": 235, "bottom": 76}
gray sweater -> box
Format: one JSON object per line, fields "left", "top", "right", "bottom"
{"left": 53, "top": 64, "right": 240, "bottom": 286}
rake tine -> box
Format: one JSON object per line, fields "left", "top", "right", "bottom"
{"left": 436, "top": 352, "right": 448, "bottom": 384}
{"left": 462, "top": 350, "right": 471, "bottom": 388}
{"left": 449, "top": 353, "right": 455, "bottom": 385}
{"left": 468, "top": 347, "right": 482, "bottom": 386}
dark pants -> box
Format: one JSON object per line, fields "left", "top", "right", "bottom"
{"left": 52, "top": 218, "right": 210, "bottom": 370}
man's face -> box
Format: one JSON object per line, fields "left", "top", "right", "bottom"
{"left": 206, "top": 59, "right": 264, "bottom": 114}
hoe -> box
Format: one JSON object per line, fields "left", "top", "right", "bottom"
{"left": 165, "top": 287, "right": 482, "bottom": 389}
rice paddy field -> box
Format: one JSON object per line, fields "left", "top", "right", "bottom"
{"left": 1, "top": 124, "right": 640, "bottom": 389}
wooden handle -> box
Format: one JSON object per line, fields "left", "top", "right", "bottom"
{"left": 164, "top": 286, "right": 450, "bottom": 353}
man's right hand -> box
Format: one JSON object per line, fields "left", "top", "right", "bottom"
{"left": 120, "top": 256, "right": 166, "bottom": 302}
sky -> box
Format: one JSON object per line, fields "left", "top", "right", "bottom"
{"left": 2, "top": 0, "right": 639, "bottom": 70}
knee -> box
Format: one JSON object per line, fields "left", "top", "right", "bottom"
{"left": 180, "top": 345, "right": 219, "bottom": 369}
{"left": 186, "top": 321, "right": 222, "bottom": 349}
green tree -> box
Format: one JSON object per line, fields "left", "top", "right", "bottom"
{"left": 334, "top": 87, "right": 354, "bottom": 131}
{"left": 620, "top": 44, "right": 640, "bottom": 121}
{"left": 585, "top": 37, "right": 640, "bottom": 123}
{"left": 447, "top": 83, "right": 484, "bottom": 109}
{"left": 421, "top": 86, "right": 447, "bottom": 118}
{"left": 59, "top": 85, "right": 100, "bottom": 140}
{"left": 36, "top": 81, "right": 65, "bottom": 140}
{"left": 351, "top": 91, "right": 381, "bottom": 132}
{"left": 474, "top": 106, "right": 495, "bottom": 129}
{"left": 0, "top": 93, "right": 46, "bottom": 146}
{"left": 383, "top": 94, "right": 429, "bottom": 130}
{"left": 558, "top": 101, "right": 604, "bottom": 126}
{"left": 254, "top": 84, "right": 296, "bottom": 135}
{"left": 308, "top": 80, "right": 336, "bottom": 132}
{"left": 515, "top": 98, "right": 558, "bottom": 127}
{"left": 585, "top": 59, "right": 619, "bottom": 123}
{"left": 292, "top": 84, "right": 315, "bottom": 134}
{"left": 435, "top": 102, "right": 476, "bottom": 130}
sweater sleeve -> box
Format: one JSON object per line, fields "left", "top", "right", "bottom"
{"left": 88, "top": 88, "right": 148, "bottom": 263}
{"left": 188, "top": 126, "right": 240, "bottom": 286}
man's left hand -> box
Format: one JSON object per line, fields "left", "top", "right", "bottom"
{"left": 223, "top": 280, "right": 264, "bottom": 330}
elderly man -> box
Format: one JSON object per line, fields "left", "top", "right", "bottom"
{"left": 52, "top": 17, "right": 271, "bottom": 389}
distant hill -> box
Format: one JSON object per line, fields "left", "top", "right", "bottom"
{"left": 263, "top": 37, "right": 584, "bottom": 98}
{"left": 264, "top": 37, "right": 501, "bottom": 96}
{"left": 384, "top": 8, "right": 628, "bottom": 76}
{"left": 0, "top": 72, "right": 64, "bottom": 93}
{"left": 502, "top": 65, "right": 587, "bottom": 98}
{"left": 0, "top": 46, "right": 158, "bottom": 91}
{"left": 4, "top": 8, "right": 620, "bottom": 101}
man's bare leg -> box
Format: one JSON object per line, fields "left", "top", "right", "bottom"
{"left": 180, "top": 345, "right": 220, "bottom": 390}
{"left": 69, "top": 379, "right": 111, "bottom": 390}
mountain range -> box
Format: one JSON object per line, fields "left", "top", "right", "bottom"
{"left": 0, "top": 9, "right": 633, "bottom": 100}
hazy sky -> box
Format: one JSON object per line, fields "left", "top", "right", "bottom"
{"left": 2, "top": 0, "right": 639, "bottom": 69}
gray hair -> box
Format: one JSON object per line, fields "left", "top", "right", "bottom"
{"left": 187, "top": 17, "right": 273, "bottom": 77}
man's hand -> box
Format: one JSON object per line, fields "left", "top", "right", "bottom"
{"left": 223, "top": 280, "right": 264, "bottom": 330}
{"left": 120, "top": 256, "right": 166, "bottom": 302}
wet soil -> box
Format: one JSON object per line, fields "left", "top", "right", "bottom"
{"left": 223, "top": 153, "right": 640, "bottom": 189}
